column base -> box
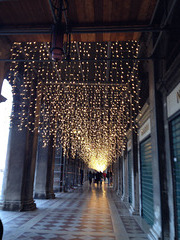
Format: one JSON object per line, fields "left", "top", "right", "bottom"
{"left": 121, "top": 194, "right": 129, "bottom": 202}
{"left": 0, "top": 200, "right": 22, "bottom": 211}
{"left": 129, "top": 205, "right": 139, "bottom": 215}
{"left": 46, "top": 192, "right": 55, "bottom": 199}
{"left": 148, "top": 221, "right": 162, "bottom": 240}
{"left": 34, "top": 192, "right": 47, "bottom": 199}
{"left": 34, "top": 192, "right": 55, "bottom": 199}
{"left": 116, "top": 190, "right": 120, "bottom": 196}
{"left": 21, "top": 199, "right": 36, "bottom": 211}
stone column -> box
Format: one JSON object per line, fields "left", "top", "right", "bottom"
{"left": 46, "top": 136, "right": 55, "bottom": 198}
{"left": 77, "top": 155, "right": 80, "bottom": 185}
{"left": 119, "top": 155, "right": 123, "bottom": 198}
{"left": 73, "top": 155, "right": 76, "bottom": 186}
{"left": 0, "top": 117, "right": 28, "bottom": 211}
{"left": 34, "top": 136, "right": 49, "bottom": 199}
{"left": 20, "top": 78, "right": 41, "bottom": 210}
{"left": 113, "top": 158, "right": 118, "bottom": 192}
{"left": 60, "top": 148, "right": 64, "bottom": 192}
{"left": 147, "top": 41, "right": 162, "bottom": 239}
{"left": 1, "top": 71, "right": 42, "bottom": 211}
{"left": 34, "top": 135, "right": 55, "bottom": 199}
{"left": 53, "top": 146, "right": 62, "bottom": 192}
{"left": 122, "top": 150, "right": 129, "bottom": 202}
{"left": 1, "top": 84, "right": 37, "bottom": 210}
{"left": 116, "top": 156, "right": 120, "bottom": 195}
{"left": 130, "top": 131, "right": 139, "bottom": 215}
{"left": 21, "top": 128, "right": 38, "bottom": 210}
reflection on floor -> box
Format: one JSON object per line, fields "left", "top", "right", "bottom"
{"left": 0, "top": 182, "right": 149, "bottom": 240}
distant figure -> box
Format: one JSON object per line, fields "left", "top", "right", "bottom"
{"left": 103, "top": 172, "right": 106, "bottom": 181}
{"left": 88, "top": 171, "right": 93, "bottom": 185}
{"left": 99, "top": 172, "right": 103, "bottom": 186}
{"left": 0, "top": 219, "right": 3, "bottom": 240}
{"left": 94, "top": 172, "right": 97, "bottom": 184}
{"left": 96, "top": 172, "right": 101, "bottom": 186}
{"left": 107, "top": 171, "right": 110, "bottom": 185}
{"left": 110, "top": 171, "right": 112, "bottom": 185}
{"left": 80, "top": 169, "right": 84, "bottom": 185}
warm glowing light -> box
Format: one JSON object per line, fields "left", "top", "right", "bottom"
{"left": 8, "top": 41, "right": 141, "bottom": 167}
{"left": 88, "top": 149, "right": 109, "bottom": 172}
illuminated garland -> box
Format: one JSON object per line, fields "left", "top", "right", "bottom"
{"left": 8, "top": 41, "right": 140, "bottom": 171}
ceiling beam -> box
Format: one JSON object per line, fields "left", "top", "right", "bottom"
{"left": 0, "top": 57, "right": 154, "bottom": 63}
{"left": 48, "top": 0, "right": 57, "bottom": 24}
{"left": 0, "top": 25, "right": 52, "bottom": 35}
{"left": 149, "top": 0, "right": 161, "bottom": 25}
{"left": 45, "top": 82, "right": 126, "bottom": 86}
{"left": 0, "top": 25, "right": 165, "bottom": 35}
{"left": 151, "top": 0, "right": 178, "bottom": 56}
{"left": 0, "top": 56, "right": 154, "bottom": 63}
{"left": 70, "top": 25, "right": 164, "bottom": 34}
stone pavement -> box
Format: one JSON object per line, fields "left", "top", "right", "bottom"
{"left": 0, "top": 182, "right": 149, "bottom": 240}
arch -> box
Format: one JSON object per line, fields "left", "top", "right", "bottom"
{"left": 0, "top": 79, "right": 13, "bottom": 193}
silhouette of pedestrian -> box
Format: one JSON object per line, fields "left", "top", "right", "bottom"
{"left": 88, "top": 171, "right": 93, "bottom": 185}
{"left": 0, "top": 219, "right": 3, "bottom": 240}
{"left": 80, "top": 169, "right": 84, "bottom": 185}
{"left": 107, "top": 171, "right": 110, "bottom": 186}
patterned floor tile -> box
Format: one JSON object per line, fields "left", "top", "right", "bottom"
{"left": 1, "top": 183, "right": 149, "bottom": 240}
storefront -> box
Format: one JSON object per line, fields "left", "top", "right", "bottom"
{"left": 167, "top": 82, "right": 180, "bottom": 238}
{"left": 136, "top": 100, "right": 156, "bottom": 230}
{"left": 139, "top": 118, "right": 154, "bottom": 226}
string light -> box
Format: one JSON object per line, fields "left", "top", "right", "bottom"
{"left": 8, "top": 41, "right": 141, "bottom": 171}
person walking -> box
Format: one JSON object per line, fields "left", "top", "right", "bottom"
{"left": 95, "top": 172, "right": 100, "bottom": 186}
{"left": 103, "top": 172, "right": 106, "bottom": 181}
{"left": 107, "top": 171, "right": 110, "bottom": 186}
{"left": 0, "top": 219, "right": 3, "bottom": 240}
{"left": 80, "top": 169, "right": 84, "bottom": 185}
{"left": 88, "top": 171, "right": 93, "bottom": 186}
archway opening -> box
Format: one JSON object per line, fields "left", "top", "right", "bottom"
{"left": 0, "top": 79, "right": 13, "bottom": 193}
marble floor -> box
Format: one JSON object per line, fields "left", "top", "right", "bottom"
{"left": 0, "top": 183, "right": 149, "bottom": 240}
